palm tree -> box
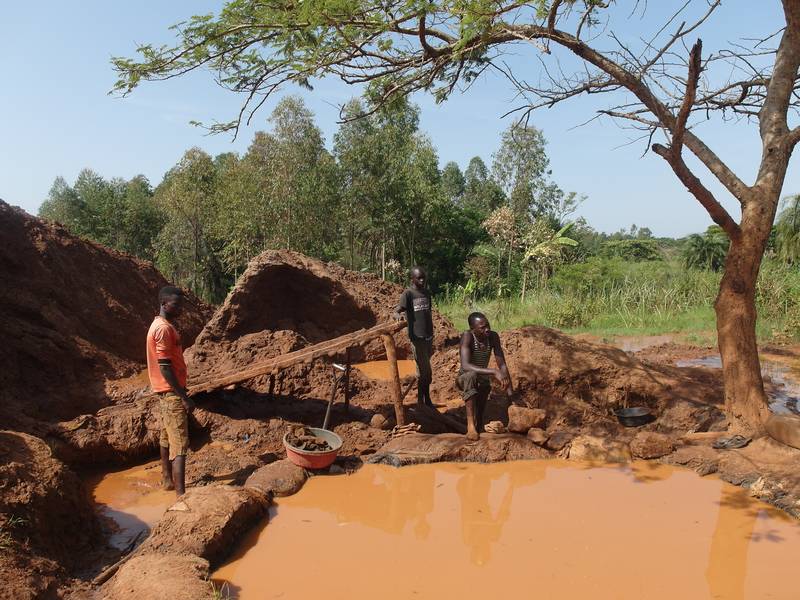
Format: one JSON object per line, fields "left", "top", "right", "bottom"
{"left": 683, "top": 227, "right": 729, "bottom": 271}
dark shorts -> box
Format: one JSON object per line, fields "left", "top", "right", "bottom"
{"left": 455, "top": 371, "right": 491, "bottom": 402}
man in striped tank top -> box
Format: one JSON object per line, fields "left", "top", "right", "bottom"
{"left": 456, "top": 312, "right": 513, "bottom": 440}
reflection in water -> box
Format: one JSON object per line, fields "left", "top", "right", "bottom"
{"left": 86, "top": 461, "right": 175, "bottom": 550}
{"left": 676, "top": 355, "right": 800, "bottom": 415}
{"left": 354, "top": 359, "right": 417, "bottom": 381}
{"left": 213, "top": 461, "right": 800, "bottom": 600}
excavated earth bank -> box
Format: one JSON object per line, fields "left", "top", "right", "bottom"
{"left": 0, "top": 202, "right": 210, "bottom": 598}
{"left": 2, "top": 213, "right": 799, "bottom": 598}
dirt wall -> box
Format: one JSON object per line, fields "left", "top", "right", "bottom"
{"left": 186, "top": 250, "right": 456, "bottom": 397}
{"left": 0, "top": 201, "right": 211, "bottom": 426}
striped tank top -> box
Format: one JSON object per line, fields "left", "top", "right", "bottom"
{"left": 460, "top": 332, "right": 493, "bottom": 378}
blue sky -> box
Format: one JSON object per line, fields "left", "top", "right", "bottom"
{"left": 1, "top": 1, "right": 797, "bottom": 237}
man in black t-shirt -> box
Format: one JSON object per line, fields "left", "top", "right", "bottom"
{"left": 393, "top": 266, "right": 434, "bottom": 406}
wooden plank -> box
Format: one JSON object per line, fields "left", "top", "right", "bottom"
{"left": 187, "top": 320, "right": 405, "bottom": 395}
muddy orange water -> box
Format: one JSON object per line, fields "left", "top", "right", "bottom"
{"left": 87, "top": 461, "right": 175, "bottom": 550}
{"left": 354, "top": 359, "right": 417, "bottom": 380}
{"left": 213, "top": 461, "right": 799, "bottom": 600}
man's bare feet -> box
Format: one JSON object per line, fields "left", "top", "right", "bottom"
{"left": 162, "top": 478, "right": 175, "bottom": 491}
{"left": 466, "top": 430, "right": 480, "bottom": 441}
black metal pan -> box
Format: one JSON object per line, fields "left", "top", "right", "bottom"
{"left": 614, "top": 406, "right": 653, "bottom": 427}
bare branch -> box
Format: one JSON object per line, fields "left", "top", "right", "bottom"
{"left": 653, "top": 143, "right": 741, "bottom": 238}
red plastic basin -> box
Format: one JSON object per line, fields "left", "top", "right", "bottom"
{"left": 283, "top": 427, "right": 343, "bottom": 470}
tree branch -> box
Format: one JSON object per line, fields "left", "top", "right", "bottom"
{"left": 650, "top": 39, "right": 740, "bottom": 239}
{"left": 652, "top": 143, "right": 741, "bottom": 239}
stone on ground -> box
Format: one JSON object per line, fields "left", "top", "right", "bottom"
{"left": 569, "top": 434, "right": 631, "bottom": 463}
{"left": 630, "top": 431, "right": 675, "bottom": 459}
{"left": 527, "top": 428, "right": 549, "bottom": 445}
{"left": 507, "top": 406, "right": 547, "bottom": 433}
{"left": 244, "top": 459, "right": 307, "bottom": 497}
{"left": 104, "top": 554, "right": 214, "bottom": 600}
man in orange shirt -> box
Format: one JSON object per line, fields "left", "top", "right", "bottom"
{"left": 146, "top": 286, "right": 195, "bottom": 496}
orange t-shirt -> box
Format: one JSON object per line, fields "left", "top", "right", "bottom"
{"left": 146, "top": 316, "right": 187, "bottom": 393}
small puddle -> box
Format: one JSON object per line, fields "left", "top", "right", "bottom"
{"left": 676, "top": 355, "right": 800, "bottom": 415}
{"left": 354, "top": 359, "right": 417, "bottom": 381}
{"left": 212, "top": 461, "right": 800, "bottom": 600}
{"left": 87, "top": 461, "right": 174, "bottom": 550}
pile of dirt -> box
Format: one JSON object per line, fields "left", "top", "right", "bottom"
{"left": 426, "top": 326, "right": 726, "bottom": 437}
{"left": 0, "top": 431, "right": 101, "bottom": 598}
{"left": 186, "top": 250, "right": 456, "bottom": 398}
{"left": 0, "top": 201, "right": 210, "bottom": 429}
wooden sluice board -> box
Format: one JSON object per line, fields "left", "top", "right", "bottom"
{"left": 187, "top": 320, "right": 408, "bottom": 426}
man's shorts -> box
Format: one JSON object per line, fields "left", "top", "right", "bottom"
{"left": 158, "top": 392, "right": 189, "bottom": 460}
{"left": 455, "top": 371, "right": 491, "bottom": 402}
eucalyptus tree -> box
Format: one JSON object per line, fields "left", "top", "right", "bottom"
{"left": 155, "top": 148, "right": 226, "bottom": 301}
{"left": 113, "top": 0, "right": 800, "bottom": 432}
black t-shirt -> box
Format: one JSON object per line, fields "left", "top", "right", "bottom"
{"left": 398, "top": 287, "right": 434, "bottom": 341}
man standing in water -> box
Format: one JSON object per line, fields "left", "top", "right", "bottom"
{"left": 146, "top": 286, "right": 194, "bottom": 497}
{"left": 457, "top": 312, "right": 513, "bottom": 440}
{"left": 394, "top": 266, "right": 435, "bottom": 407}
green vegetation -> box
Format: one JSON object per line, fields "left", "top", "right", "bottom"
{"left": 0, "top": 516, "right": 26, "bottom": 551}
{"left": 38, "top": 93, "right": 800, "bottom": 347}
{"left": 439, "top": 257, "right": 800, "bottom": 343}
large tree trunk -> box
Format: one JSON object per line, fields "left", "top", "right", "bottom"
{"left": 714, "top": 199, "right": 778, "bottom": 435}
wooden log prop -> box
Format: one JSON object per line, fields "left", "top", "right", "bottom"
{"left": 381, "top": 333, "right": 406, "bottom": 427}
{"left": 187, "top": 320, "right": 405, "bottom": 396}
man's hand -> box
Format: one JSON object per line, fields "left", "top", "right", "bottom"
{"left": 492, "top": 369, "right": 506, "bottom": 386}
{"left": 392, "top": 311, "right": 404, "bottom": 321}
{"left": 182, "top": 396, "right": 195, "bottom": 414}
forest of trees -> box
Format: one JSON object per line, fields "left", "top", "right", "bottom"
{"left": 37, "top": 95, "right": 579, "bottom": 302}
{"left": 40, "top": 93, "right": 800, "bottom": 311}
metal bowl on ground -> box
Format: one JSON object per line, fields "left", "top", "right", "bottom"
{"left": 283, "top": 427, "right": 343, "bottom": 469}
{"left": 614, "top": 407, "right": 653, "bottom": 427}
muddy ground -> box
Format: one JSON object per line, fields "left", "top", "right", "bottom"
{"left": 2, "top": 205, "right": 799, "bottom": 599}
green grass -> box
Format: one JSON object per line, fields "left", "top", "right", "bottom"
{"left": 437, "top": 258, "right": 800, "bottom": 344}
{"left": 0, "top": 516, "right": 26, "bottom": 551}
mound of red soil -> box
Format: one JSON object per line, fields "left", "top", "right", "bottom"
{"left": 186, "top": 250, "right": 456, "bottom": 397}
{"left": 0, "top": 201, "right": 211, "bottom": 427}
{"left": 0, "top": 431, "right": 101, "bottom": 597}
{"left": 427, "top": 326, "right": 726, "bottom": 436}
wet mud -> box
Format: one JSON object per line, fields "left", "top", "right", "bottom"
{"left": 213, "top": 461, "right": 800, "bottom": 600}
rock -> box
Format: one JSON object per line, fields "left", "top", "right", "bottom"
{"left": 244, "top": 459, "right": 307, "bottom": 497}
{"left": 135, "top": 485, "right": 268, "bottom": 567}
{"left": 718, "top": 452, "right": 761, "bottom": 487}
{"left": 545, "top": 431, "right": 572, "bottom": 451}
{"left": 765, "top": 413, "right": 800, "bottom": 450}
{"left": 103, "top": 554, "right": 214, "bottom": 600}
{"left": 370, "top": 414, "right": 391, "bottom": 430}
{"left": 569, "top": 435, "right": 631, "bottom": 463}
{"left": 527, "top": 428, "right": 549, "bottom": 445}
{"left": 662, "top": 445, "right": 719, "bottom": 476}
{"left": 630, "top": 431, "right": 675, "bottom": 459}
{"left": 507, "top": 406, "right": 547, "bottom": 433}
{"left": 368, "top": 432, "right": 550, "bottom": 466}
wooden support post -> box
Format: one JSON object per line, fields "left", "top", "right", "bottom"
{"left": 267, "top": 374, "right": 276, "bottom": 400}
{"left": 381, "top": 334, "right": 405, "bottom": 427}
